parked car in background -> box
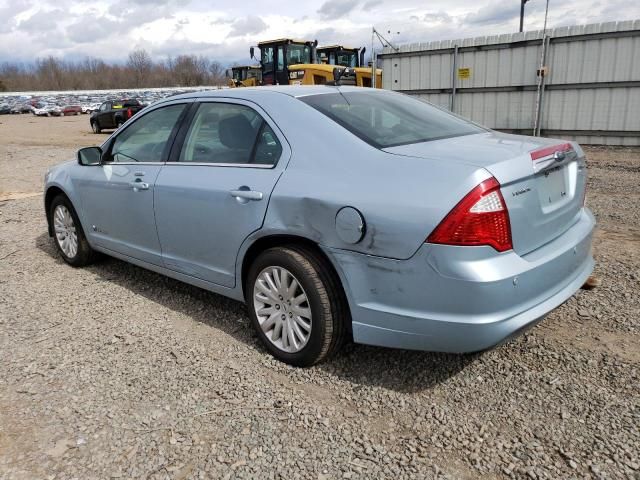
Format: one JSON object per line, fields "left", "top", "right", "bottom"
{"left": 11, "top": 104, "right": 33, "bottom": 114}
{"left": 89, "top": 99, "right": 144, "bottom": 133}
{"left": 44, "top": 86, "right": 595, "bottom": 367}
{"left": 33, "top": 104, "right": 62, "bottom": 117}
{"left": 62, "top": 105, "right": 82, "bottom": 116}
{"left": 82, "top": 103, "right": 101, "bottom": 114}
{"left": 0, "top": 104, "right": 11, "bottom": 114}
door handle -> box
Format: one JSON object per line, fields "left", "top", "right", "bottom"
{"left": 230, "top": 189, "right": 263, "bottom": 201}
{"left": 129, "top": 181, "right": 149, "bottom": 191}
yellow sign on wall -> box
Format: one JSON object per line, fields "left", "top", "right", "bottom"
{"left": 457, "top": 68, "right": 471, "bottom": 79}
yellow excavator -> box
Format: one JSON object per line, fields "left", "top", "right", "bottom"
{"left": 226, "top": 65, "right": 262, "bottom": 87}
{"left": 250, "top": 38, "right": 382, "bottom": 87}
{"left": 316, "top": 45, "right": 382, "bottom": 88}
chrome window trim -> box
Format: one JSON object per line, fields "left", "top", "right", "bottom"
{"left": 163, "top": 162, "right": 274, "bottom": 169}
{"left": 101, "top": 162, "right": 165, "bottom": 166}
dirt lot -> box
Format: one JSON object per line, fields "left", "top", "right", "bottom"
{"left": 0, "top": 114, "right": 638, "bottom": 479}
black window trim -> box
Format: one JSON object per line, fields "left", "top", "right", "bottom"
{"left": 166, "top": 100, "right": 283, "bottom": 169}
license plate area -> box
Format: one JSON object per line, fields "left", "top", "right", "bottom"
{"left": 536, "top": 165, "right": 568, "bottom": 209}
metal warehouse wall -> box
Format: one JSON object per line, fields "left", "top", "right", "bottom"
{"left": 379, "top": 20, "right": 640, "bottom": 145}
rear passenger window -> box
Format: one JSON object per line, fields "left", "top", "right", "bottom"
{"left": 179, "top": 103, "right": 282, "bottom": 166}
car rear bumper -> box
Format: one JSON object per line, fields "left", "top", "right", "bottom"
{"left": 324, "top": 208, "right": 595, "bottom": 353}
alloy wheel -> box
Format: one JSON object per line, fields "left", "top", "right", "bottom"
{"left": 253, "top": 266, "right": 312, "bottom": 353}
{"left": 53, "top": 205, "right": 78, "bottom": 258}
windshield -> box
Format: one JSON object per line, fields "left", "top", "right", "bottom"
{"left": 336, "top": 51, "right": 357, "bottom": 67}
{"left": 286, "top": 44, "right": 311, "bottom": 65}
{"left": 300, "top": 91, "right": 484, "bottom": 149}
{"left": 261, "top": 47, "right": 274, "bottom": 73}
{"left": 232, "top": 69, "right": 245, "bottom": 81}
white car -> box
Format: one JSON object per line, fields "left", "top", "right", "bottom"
{"left": 33, "top": 105, "right": 62, "bottom": 117}
{"left": 82, "top": 103, "right": 101, "bottom": 114}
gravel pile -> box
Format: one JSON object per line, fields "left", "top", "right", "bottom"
{"left": 0, "top": 146, "right": 638, "bottom": 479}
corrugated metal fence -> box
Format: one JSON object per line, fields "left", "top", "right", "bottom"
{"left": 379, "top": 20, "right": 640, "bottom": 145}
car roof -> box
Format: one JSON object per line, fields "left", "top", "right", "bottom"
{"left": 160, "top": 86, "right": 391, "bottom": 103}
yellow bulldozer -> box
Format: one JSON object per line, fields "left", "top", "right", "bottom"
{"left": 250, "top": 38, "right": 382, "bottom": 88}
{"left": 316, "top": 45, "right": 382, "bottom": 88}
{"left": 226, "top": 65, "right": 262, "bottom": 87}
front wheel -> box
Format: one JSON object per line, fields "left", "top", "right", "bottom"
{"left": 50, "top": 195, "right": 98, "bottom": 267}
{"left": 91, "top": 121, "right": 101, "bottom": 134}
{"left": 245, "top": 246, "right": 347, "bottom": 367}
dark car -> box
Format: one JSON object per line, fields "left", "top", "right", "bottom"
{"left": 62, "top": 105, "right": 82, "bottom": 116}
{"left": 0, "top": 104, "right": 10, "bottom": 115}
{"left": 90, "top": 99, "right": 144, "bottom": 133}
{"left": 11, "top": 104, "right": 33, "bottom": 114}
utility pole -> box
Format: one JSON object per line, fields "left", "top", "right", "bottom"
{"left": 519, "top": 0, "right": 530, "bottom": 32}
{"left": 371, "top": 27, "right": 400, "bottom": 89}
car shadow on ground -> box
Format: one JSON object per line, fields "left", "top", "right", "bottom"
{"left": 37, "top": 233, "right": 478, "bottom": 393}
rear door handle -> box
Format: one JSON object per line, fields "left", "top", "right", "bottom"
{"left": 129, "top": 181, "right": 149, "bottom": 191}
{"left": 230, "top": 189, "right": 263, "bottom": 201}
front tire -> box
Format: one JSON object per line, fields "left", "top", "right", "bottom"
{"left": 245, "top": 246, "right": 347, "bottom": 367}
{"left": 50, "top": 195, "right": 97, "bottom": 267}
{"left": 91, "top": 121, "right": 101, "bottom": 134}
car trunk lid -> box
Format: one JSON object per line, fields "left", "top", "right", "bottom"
{"left": 384, "top": 131, "right": 587, "bottom": 256}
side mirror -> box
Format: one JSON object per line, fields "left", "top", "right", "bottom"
{"left": 78, "top": 146, "right": 102, "bottom": 166}
{"left": 249, "top": 46, "right": 255, "bottom": 59}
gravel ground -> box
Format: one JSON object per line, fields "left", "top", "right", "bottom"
{"left": 0, "top": 115, "right": 639, "bottom": 479}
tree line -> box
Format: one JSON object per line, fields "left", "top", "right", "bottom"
{"left": 0, "top": 49, "right": 227, "bottom": 92}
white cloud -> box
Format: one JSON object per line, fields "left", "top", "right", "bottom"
{"left": 0, "top": 0, "right": 638, "bottom": 65}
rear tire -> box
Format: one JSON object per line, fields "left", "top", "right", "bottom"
{"left": 245, "top": 246, "right": 347, "bottom": 367}
{"left": 50, "top": 195, "right": 98, "bottom": 267}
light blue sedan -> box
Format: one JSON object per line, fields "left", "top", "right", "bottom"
{"left": 44, "top": 86, "right": 595, "bottom": 366}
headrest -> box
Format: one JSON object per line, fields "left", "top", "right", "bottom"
{"left": 219, "top": 114, "right": 255, "bottom": 149}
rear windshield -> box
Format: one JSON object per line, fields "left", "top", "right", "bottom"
{"left": 299, "top": 91, "right": 484, "bottom": 148}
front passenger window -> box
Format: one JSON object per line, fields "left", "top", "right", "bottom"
{"left": 109, "top": 104, "right": 185, "bottom": 163}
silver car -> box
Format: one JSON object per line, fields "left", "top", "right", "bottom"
{"left": 44, "top": 86, "right": 595, "bottom": 366}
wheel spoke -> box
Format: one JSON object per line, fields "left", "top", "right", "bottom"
{"left": 272, "top": 267, "right": 283, "bottom": 291}
{"left": 257, "top": 306, "right": 274, "bottom": 317}
{"left": 291, "top": 293, "right": 307, "bottom": 307}
{"left": 294, "top": 315, "right": 311, "bottom": 331}
{"left": 261, "top": 312, "right": 278, "bottom": 333}
{"left": 272, "top": 318, "right": 283, "bottom": 343}
{"left": 287, "top": 320, "right": 298, "bottom": 350}
{"left": 256, "top": 279, "right": 279, "bottom": 302}
{"left": 280, "top": 319, "right": 288, "bottom": 349}
{"left": 291, "top": 305, "right": 311, "bottom": 319}
{"left": 292, "top": 322, "right": 306, "bottom": 344}
{"left": 264, "top": 272, "right": 279, "bottom": 296}
{"left": 285, "top": 277, "right": 299, "bottom": 299}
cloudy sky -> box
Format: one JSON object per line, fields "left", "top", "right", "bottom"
{"left": 0, "top": 0, "right": 638, "bottom": 65}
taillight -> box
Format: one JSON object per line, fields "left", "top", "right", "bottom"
{"left": 127, "top": 108, "right": 132, "bottom": 118}
{"left": 530, "top": 142, "right": 572, "bottom": 161}
{"left": 427, "top": 177, "right": 513, "bottom": 252}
